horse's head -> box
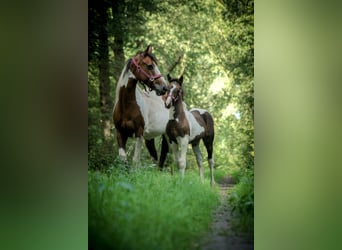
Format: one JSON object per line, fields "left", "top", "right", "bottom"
{"left": 130, "top": 45, "right": 167, "bottom": 95}
{"left": 164, "top": 73, "right": 184, "bottom": 109}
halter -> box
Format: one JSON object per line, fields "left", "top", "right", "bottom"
{"left": 166, "top": 84, "right": 182, "bottom": 105}
{"left": 167, "top": 93, "right": 179, "bottom": 104}
{"left": 131, "top": 57, "right": 162, "bottom": 83}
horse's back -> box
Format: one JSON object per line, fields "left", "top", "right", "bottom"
{"left": 190, "top": 108, "right": 214, "bottom": 136}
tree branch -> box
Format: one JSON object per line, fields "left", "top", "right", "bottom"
{"left": 168, "top": 52, "right": 183, "bottom": 73}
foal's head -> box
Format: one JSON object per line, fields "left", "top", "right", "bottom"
{"left": 164, "top": 74, "right": 184, "bottom": 109}
{"left": 130, "top": 45, "right": 167, "bottom": 95}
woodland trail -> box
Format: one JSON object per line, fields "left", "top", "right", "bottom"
{"left": 199, "top": 175, "right": 254, "bottom": 250}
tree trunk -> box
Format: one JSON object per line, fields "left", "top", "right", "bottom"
{"left": 112, "top": 37, "right": 125, "bottom": 81}
{"left": 111, "top": 1, "right": 126, "bottom": 82}
{"left": 98, "top": 3, "right": 112, "bottom": 143}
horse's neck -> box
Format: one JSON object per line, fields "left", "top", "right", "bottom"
{"left": 116, "top": 78, "right": 138, "bottom": 107}
{"left": 114, "top": 65, "right": 136, "bottom": 106}
{"left": 171, "top": 98, "right": 187, "bottom": 120}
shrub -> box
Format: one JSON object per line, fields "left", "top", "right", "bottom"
{"left": 228, "top": 168, "right": 254, "bottom": 233}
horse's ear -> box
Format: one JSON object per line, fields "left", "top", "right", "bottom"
{"left": 179, "top": 75, "right": 183, "bottom": 85}
{"left": 167, "top": 74, "right": 172, "bottom": 82}
{"left": 145, "top": 45, "right": 153, "bottom": 54}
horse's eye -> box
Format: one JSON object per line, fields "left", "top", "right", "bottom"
{"left": 147, "top": 64, "right": 153, "bottom": 70}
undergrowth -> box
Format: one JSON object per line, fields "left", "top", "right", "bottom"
{"left": 89, "top": 166, "right": 220, "bottom": 250}
{"left": 228, "top": 168, "right": 254, "bottom": 234}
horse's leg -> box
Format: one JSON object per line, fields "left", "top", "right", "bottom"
{"left": 117, "top": 132, "right": 128, "bottom": 166}
{"left": 133, "top": 136, "right": 144, "bottom": 167}
{"left": 192, "top": 142, "right": 204, "bottom": 183}
{"left": 145, "top": 138, "right": 158, "bottom": 164}
{"left": 203, "top": 136, "right": 215, "bottom": 187}
{"left": 178, "top": 135, "right": 189, "bottom": 178}
{"left": 159, "top": 134, "right": 169, "bottom": 170}
{"left": 170, "top": 142, "right": 179, "bottom": 176}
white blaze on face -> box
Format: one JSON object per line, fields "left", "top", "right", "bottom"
{"left": 152, "top": 63, "right": 166, "bottom": 92}
{"left": 165, "top": 84, "right": 177, "bottom": 107}
{"left": 154, "top": 63, "right": 164, "bottom": 82}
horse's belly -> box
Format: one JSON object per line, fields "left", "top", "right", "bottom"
{"left": 144, "top": 123, "right": 166, "bottom": 140}
{"left": 188, "top": 113, "right": 205, "bottom": 142}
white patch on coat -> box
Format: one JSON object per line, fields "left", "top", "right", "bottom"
{"left": 168, "top": 106, "right": 175, "bottom": 120}
{"left": 136, "top": 86, "right": 169, "bottom": 140}
{"left": 185, "top": 110, "right": 205, "bottom": 142}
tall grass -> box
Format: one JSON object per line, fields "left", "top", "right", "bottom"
{"left": 89, "top": 166, "right": 220, "bottom": 250}
{"left": 228, "top": 168, "right": 254, "bottom": 234}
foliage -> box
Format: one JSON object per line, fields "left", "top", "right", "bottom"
{"left": 228, "top": 168, "right": 254, "bottom": 233}
{"left": 88, "top": 168, "right": 220, "bottom": 250}
{"left": 88, "top": 0, "right": 254, "bottom": 236}
{"left": 89, "top": 0, "right": 254, "bottom": 167}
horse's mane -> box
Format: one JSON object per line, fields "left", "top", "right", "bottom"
{"left": 135, "top": 51, "right": 158, "bottom": 65}
{"left": 124, "top": 58, "right": 132, "bottom": 75}
{"left": 114, "top": 59, "right": 135, "bottom": 108}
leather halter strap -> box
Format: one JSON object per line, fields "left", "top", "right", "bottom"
{"left": 131, "top": 57, "right": 162, "bottom": 82}
{"left": 167, "top": 86, "right": 182, "bottom": 105}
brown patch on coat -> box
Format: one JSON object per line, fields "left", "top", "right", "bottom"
{"left": 113, "top": 78, "right": 145, "bottom": 148}
{"left": 166, "top": 100, "right": 190, "bottom": 144}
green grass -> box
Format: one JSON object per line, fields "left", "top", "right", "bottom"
{"left": 227, "top": 168, "right": 254, "bottom": 234}
{"left": 89, "top": 166, "right": 220, "bottom": 250}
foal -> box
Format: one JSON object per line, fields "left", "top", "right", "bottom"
{"left": 164, "top": 74, "right": 215, "bottom": 186}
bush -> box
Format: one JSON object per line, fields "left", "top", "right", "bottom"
{"left": 228, "top": 168, "right": 254, "bottom": 233}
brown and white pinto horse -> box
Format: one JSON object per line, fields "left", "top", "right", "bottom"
{"left": 113, "top": 45, "right": 169, "bottom": 168}
{"left": 164, "top": 74, "right": 215, "bottom": 186}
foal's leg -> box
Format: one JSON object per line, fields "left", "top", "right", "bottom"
{"left": 203, "top": 136, "right": 215, "bottom": 187}
{"left": 192, "top": 143, "right": 204, "bottom": 182}
{"left": 170, "top": 142, "right": 179, "bottom": 175}
{"left": 145, "top": 138, "right": 158, "bottom": 164}
{"left": 133, "top": 136, "right": 144, "bottom": 167}
{"left": 159, "top": 135, "right": 169, "bottom": 170}
{"left": 208, "top": 157, "right": 215, "bottom": 187}
{"left": 177, "top": 135, "right": 189, "bottom": 178}
{"left": 117, "top": 132, "right": 128, "bottom": 165}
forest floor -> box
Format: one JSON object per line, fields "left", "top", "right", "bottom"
{"left": 199, "top": 175, "right": 254, "bottom": 250}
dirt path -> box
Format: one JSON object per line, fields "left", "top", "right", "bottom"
{"left": 200, "top": 176, "right": 254, "bottom": 250}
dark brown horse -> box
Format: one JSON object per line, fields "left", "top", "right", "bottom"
{"left": 164, "top": 74, "right": 215, "bottom": 186}
{"left": 113, "top": 45, "right": 169, "bottom": 168}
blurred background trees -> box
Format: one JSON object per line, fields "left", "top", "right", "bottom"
{"left": 88, "top": 0, "right": 254, "bottom": 173}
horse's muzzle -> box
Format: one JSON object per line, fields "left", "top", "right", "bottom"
{"left": 155, "top": 85, "right": 168, "bottom": 96}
